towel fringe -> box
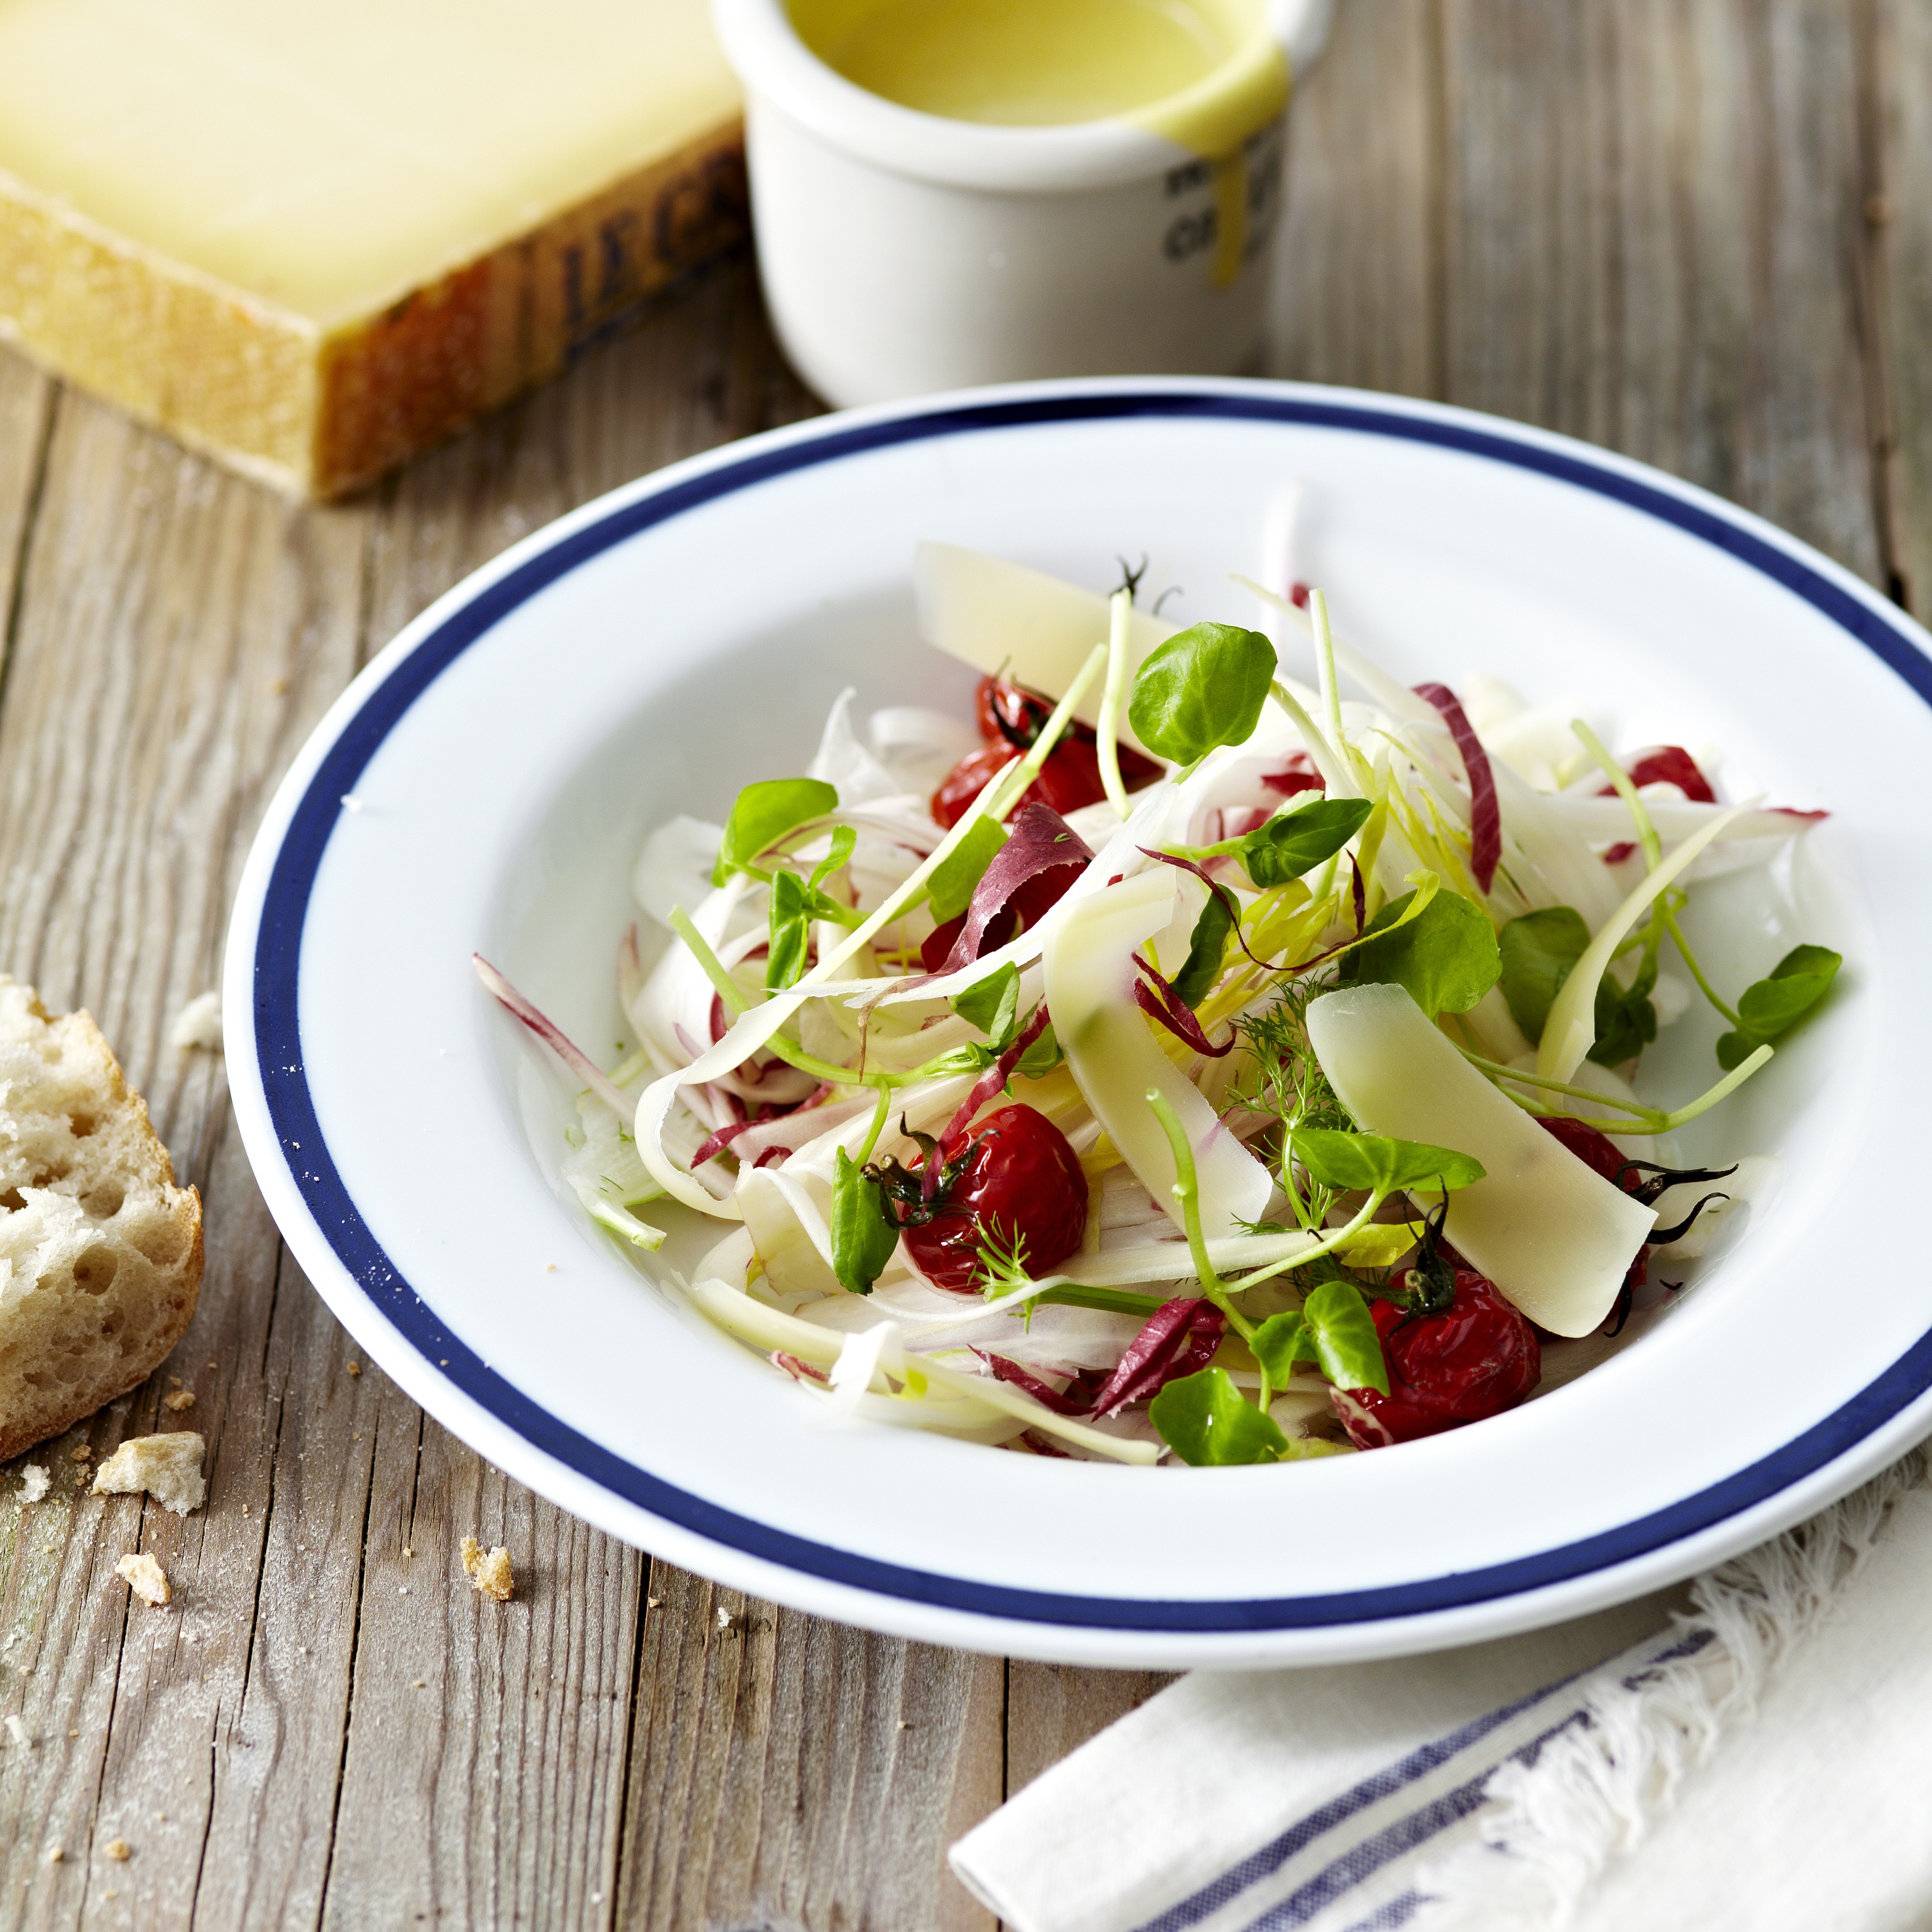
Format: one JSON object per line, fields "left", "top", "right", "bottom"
{"left": 1409, "top": 1451, "right": 1928, "bottom": 1931}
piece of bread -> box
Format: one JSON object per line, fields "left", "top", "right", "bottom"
{"left": 91, "top": 1431, "right": 206, "bottom": 1515}
{"left": 114, "top": 1552, "right": 170, "bottom": 1607}
{"left": 0, "top": 979, "right": 203, "bottom": 1462}
{"left": 461, "top": 1536, "right": 514, "bottom": 1603}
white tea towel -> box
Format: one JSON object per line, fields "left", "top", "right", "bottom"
{"left": 951, "top": 1451, "right": 1929, "bottom": 1932}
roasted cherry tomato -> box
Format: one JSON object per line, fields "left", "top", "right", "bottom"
{"left": 932, "top": 739, "right": 1118, "bottom": 829}
{"left": 1331, "top": 1270, "right": 1541, "bottom": 1448}
{"left": 897, "top": 1105, "right": 1088, "bottom": 1294}
{"left": 932, "top": 677, "right": 1164, "bottom": 829}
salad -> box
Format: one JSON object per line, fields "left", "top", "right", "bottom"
{"left": 479, "top": 542, "right": 1840, "bottom": 1467}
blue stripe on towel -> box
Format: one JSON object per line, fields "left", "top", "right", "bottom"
{"left": 1134, "top": 1631, "right": 1714, "bottom": 1932}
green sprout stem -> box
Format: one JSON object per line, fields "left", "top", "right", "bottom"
{"left": 1142, "top": 1086, "right": 1251, "bottom": 1338}
{"left": 667, "top": 906, "right": 881, "bottom": 1090}
{"left": 1459, "top": 1041, "right": 1774, "bottom": 1135}
{"left": 1573, "top": 720, "right": 1662, "bottom": 871}
{"left": 1663, "top": 908, "right": 1742, "bottom": 1027}
{"left": 1267, "top": 680, "right": 1350, "bottom": 794}
{"left": 855, "top": 1081, "right": 894, "bottom": 1165}
{"left": 1309, "top": 589, "right": 1346, "bottom": 749}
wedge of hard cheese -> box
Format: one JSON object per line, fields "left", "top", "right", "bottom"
{"left": 0, "top": 0, "right": 744, "bottom": 498}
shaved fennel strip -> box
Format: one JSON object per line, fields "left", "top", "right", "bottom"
{"left": 678, "top": 1276, "right": 1157, "bottom": 1461}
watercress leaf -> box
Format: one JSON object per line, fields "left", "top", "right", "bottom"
{"left": 1716, "top": 945, "right": 1842, "bottom": 1069}
{"left": 830, "top": 1148, "right": 899, "bottom": 1296}
{"left": 1289, "top": 1128, "right": 1485, "bottom": 1197}
{"left": 1149, "top": 1367, "right": 1290, "bottom": 1466}
{"left": 713, "top": 777, "right": 838, "bottom": 885}
{"left": 1250, "top": 1310, "right": 1314, "bottom": 1384}
{"left": 765, "top": 869, "right": 810, "bottom": 990}
{"left": 1171, "top": 889, "right": 1235, "bottom": 1009}
{"left": 1015, "top": 1018, "right": 1062, "bottom": 1079}
{"left": 953, "top": 961, "right": 1020, "bottom": 1046}
{"left": 1299, "top": 1279, "right": 1390, "bottom": 1394}
{"left": 809, "top": 824, "right": 858, "bottom": 894}
{"left": 1127, "top": 622, "right": 1275, "bottom": 764}
{"left": 928, "top": 816, "right": 1007, "bottom": 923}
{"left": 1588, "top": 972, "right": 1657, "bottom": 1067}
{"left": 1497, "top": 906, "right": 1589, "bottom": 1042}
{"left": 1338, "top": 888, "right": 1501, "bottom": 1017}
{"left": 1235, "top": 797, "right": 1375, "bottom": 886}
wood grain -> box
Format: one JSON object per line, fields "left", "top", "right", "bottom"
{"left": 1437, "top": 0, "right": 1882, "bottom": 579}
{"left": 1871, "top": 0, "right": 1932, "bottom": 616}
{"left": 1272, "top": 0, "right": 1442, "bottom": 400}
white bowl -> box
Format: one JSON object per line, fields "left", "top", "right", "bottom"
{"left": 712, "top": 0, "right": 1334, "bottom": 404}
{"left": 226, "top": 378, "right": 1932, "bottom": 1668}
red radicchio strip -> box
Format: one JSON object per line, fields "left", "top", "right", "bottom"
{"left": 473, "top": 953, "right": 633, "bottom": 1117}
{"left": 976, "top": 1352, "right": 1093, "bottom": 1414}
{"left": 1089, "top": 1296, "right": 1226, "bottom": 1416}
{"left": 1132, "top": 953, "right": 1235, "bottom": 1058}
{"left": 938, "top": 1002, "right": 1052, "bottom": 1156}
{"left": 1414, "top": 682, "right": 1502, "bottom": 893}
{"left": 771, "top": 1350, "right": 829, "bottom": 1385}
{"left": 1262, "top": 752, "right": 1324, "bottom": 797}
{"left": 936, "top": 802, "right": 1093, "bottom": 974}
{"left": 1624, "top": 746, "right": 1717, "bottom": 804}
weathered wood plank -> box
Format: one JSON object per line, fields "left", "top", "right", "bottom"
{"left": 0, "top": 353, "right": 53, "bottom": 644}
{"left": 1871, "top": 0, "right": 1932, "bottom": 616}
{"left": 1005, "top": 1665, "right": 1171, "bottom": 1803}
{"left": 321, "top": 1387, "right": 641, "bottom": 1931}
{"left": 0, "top": 385, "right": 370, "bottom": 1929}
{"left": 1438, "top": 0, "right": 1882, "bottom": 579}
{"left": 1272, "top": 0, "right": 1441, "bottom": 398}
{"left": 614, "top": 1564, "right": 1002, "bottom": 1932}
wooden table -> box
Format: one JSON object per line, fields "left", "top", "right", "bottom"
{"left": 0, "top": 1, "right": 1925, "bottom": 1922}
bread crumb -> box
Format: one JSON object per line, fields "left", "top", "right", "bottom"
{"left": 5, "top": 1714, "right": 29, "bottom": 1747}
{"left": 346, "top": 1361, "right": 361, "bottom": 1377}
{"left": 715, "top": 1607, "right": 732, "bottom": 1631}
{"left": 102, "top": 1839, "right": 130, "bottom": 1862}
{"left": 411, "top": 1679, "right": 426, "bottom": 1689}
{"left": 162, "top": 1390, "right": 195, "bottom": 1413}
{"left": 70, "top": 1445, "right": 91, "bottom": 1462}
{"left": 168, "top": 992, "right": 223, "bottom": 1052}
{"left": 646, "top": 1596, "right": 661, "bottom": 1609}
{"left": 46, "top": 1847, "right": 61, "bottom": 1864}
{"left": 460, "top": 1536, "right": 513, "bottom": 1602}
{"left": 115, "top": 1553, "right": 170, "bottom": 1606}
{"left": 93, "top": 1434, "right": 206, "bottom": 1515}
{"left": 20, "top": 1464, "right": 48, "bottom": 1503}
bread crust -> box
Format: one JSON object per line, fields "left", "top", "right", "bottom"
{"left": 0, "top": 983, "right": 204, "bottom": 1462}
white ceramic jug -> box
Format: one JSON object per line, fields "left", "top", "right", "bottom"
{"left": 712, "top": 0, "right": 1334, "bottom": 406}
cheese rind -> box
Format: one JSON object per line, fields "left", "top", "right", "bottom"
{"left": 0, "top": 0, "right": 746, "bottom": 497}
